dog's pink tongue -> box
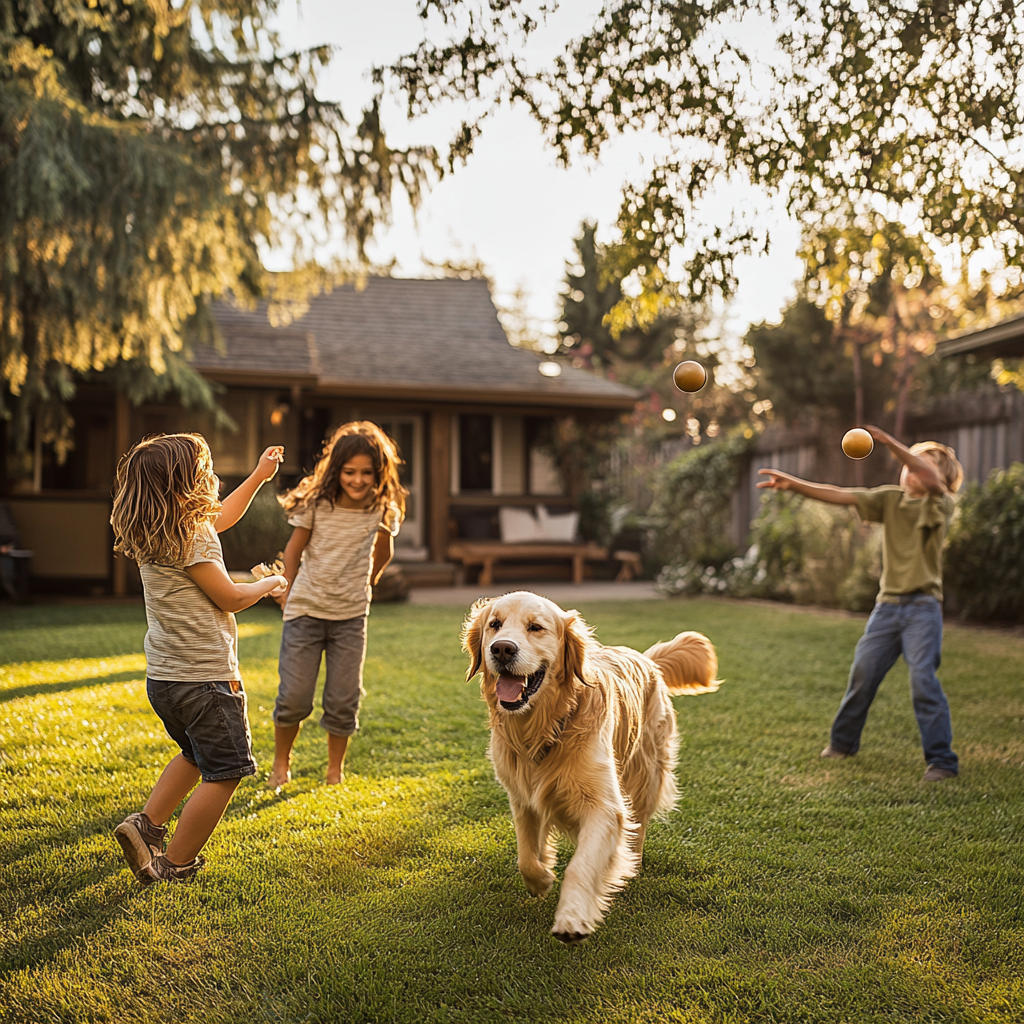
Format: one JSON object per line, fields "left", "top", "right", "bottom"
{"left": 496, "top": 673, "right": 527, "bottom": 703}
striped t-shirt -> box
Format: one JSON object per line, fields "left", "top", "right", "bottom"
{"left": 139, "top": 522, "right": 240, "bottom": 681}
{"left": 283, "top": 500, "right": 401, "bottom": 622}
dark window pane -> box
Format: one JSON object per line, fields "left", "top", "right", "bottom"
{"left": 396, "top": 422, "right": 414, "bottom": 485}
{"left": 459, "top": 415, "right": 493, "bottom": 492}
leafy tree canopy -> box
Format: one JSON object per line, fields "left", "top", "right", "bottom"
{"left": 559, "top": 221, "right": 681, "bottom": 369}
{"left": 748, "top": 264, "right": 1005, "bottom": 435}
{"left": 559, "top": 221, "right": 762, "bottom": 441}
{"left": 386, "top": 1, "right": 1024, "bottom": 327}
{"left": 1, "top": 0, "right": 437, "bottom": 466}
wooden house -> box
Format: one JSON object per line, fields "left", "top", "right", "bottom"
{"left": 3, "top": 278, "right": 637, "bottom": 594}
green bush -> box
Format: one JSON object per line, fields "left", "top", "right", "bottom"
{"left": 656, "top": 491, "right": 881, "bottom": 610}
{"left": 219, "top": 486, "right": 293, "bottom": 570}
{"left": 946, "top": 463, "right": 1024, "bottom": 621}
{"left": 649, "top": 431, "right": 755, "bottom": 567}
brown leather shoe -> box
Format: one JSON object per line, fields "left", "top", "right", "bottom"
{"left": 820, "top": 746, "right": 852, "bottom": 759}
{"left": 137, "top": 853, "right": 206, "bottom": 886}
{"left": 114, "top": 812, "right": 167, "bottom": 879}
{"left": 922, "top": 765, "right": 957, "bottom": 782}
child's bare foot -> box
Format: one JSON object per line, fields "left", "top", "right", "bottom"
{"left": 267, "top": 766, "right": 291, "bottom": 789}
{"left": 326, "top": 771, "right": 345, "bottom": 786}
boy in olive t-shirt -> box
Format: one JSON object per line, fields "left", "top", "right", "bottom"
{"left": 757, "top": 428, "right": 964, "bottom": 782}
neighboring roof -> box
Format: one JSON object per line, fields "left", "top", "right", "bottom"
{"left": 195, "top": 277, "right": 639, "bottom": 410}
{"left": 935, "top": 313, "right": 1024, "bottom": 359}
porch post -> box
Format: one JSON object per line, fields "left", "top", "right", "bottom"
{"left": 429, "top": 411, "right": 451, "bottom": 564}
{"left": 112, "top": 392, "right": 131, "bottom": 596}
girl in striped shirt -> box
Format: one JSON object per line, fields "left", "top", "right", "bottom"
{"left": 110, "top": 434, "right": 288, "bottom": 884}
{"left": 268, "top": 421, "right": 406, "bottom": 788}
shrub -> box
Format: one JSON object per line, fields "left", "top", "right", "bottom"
{"left": 945, "top": 463, "right": 1024, "bottom": 621}
{"left": 219, "top": 486, "right": 293, "bottom": 570}
{"left": 656, "top": 491, "right": 881, "bottom": 610}
{"left": 649, "top": 431, "right": 755, "bottom": 567}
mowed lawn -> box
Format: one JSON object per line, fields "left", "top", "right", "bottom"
{"left": 1, "top": 598, "right": 1023, "bottom": 1024}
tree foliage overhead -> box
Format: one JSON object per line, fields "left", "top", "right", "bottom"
{"left": 1, "top": 0, "right": 437, "bottom": 465}
{"left": 386, "top": 0, "right": 1024, "bottom": 325}
{"left": 559, "top": 222, "right": 681, "bottom": 370}
{"left": 558, "top": 220, "right": 762, "bottom": 441}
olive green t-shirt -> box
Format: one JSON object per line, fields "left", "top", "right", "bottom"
{"left": 852, "top": 486, "right": 957, "bottom": 603}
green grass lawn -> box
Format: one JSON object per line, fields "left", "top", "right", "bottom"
{"left": 1, "top": 598, "right": 1022, "bottom": 1024}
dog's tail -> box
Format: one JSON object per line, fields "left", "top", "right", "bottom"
{"left": 645, "top": 631, "right": 721, "bottom": 695}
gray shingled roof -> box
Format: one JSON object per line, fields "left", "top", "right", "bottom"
{"left": 195, "top": 277, "right": 638, "bottom": 409}
{"left": 193, "top": 322, "right": 318, "bottom": 382}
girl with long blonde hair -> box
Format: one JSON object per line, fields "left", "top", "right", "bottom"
{"left": 268, "top": 421, "right": 406, "bottom": 788}
{"left": 110, "top": 433, "right": 288, "bottom": 884}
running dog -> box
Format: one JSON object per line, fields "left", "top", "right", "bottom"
{"left": 461, "top": 590, "right": 720, "bottom": 943}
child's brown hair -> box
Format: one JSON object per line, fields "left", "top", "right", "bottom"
{"left": 111, "top": 433, "right": 222, "bottom": 565}
{"left": 279, "top": 420, "right": 407, "bottom": 520}
{"left": 910, "top": 441, "right": 964, "bottom": 494}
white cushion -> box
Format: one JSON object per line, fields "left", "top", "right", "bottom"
{"left": 499, "top": 506, "right": 542, "bottom": 543}
{"left": 536, "top": 505, "right": 579, "bottom": 542}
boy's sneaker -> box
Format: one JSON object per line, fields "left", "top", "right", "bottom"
{"left": 137, "top": 854, "right": 206, "bottom": 887}
{"left": 922, "top": 765, "right": 957, "bottom": 782}
{"left": 820, "top": 746, "right": 852, "bottom": 759}
{"left": 114, "top": 812, "right": 167, "bottom": 878}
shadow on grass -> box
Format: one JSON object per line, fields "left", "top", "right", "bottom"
{"left": 0, "top": 770, "right": 507, "bottom": 979}
{"left": 0, "top": 669, "right": 144, "bottom": 705}
{"left": 0, "top": 858, "right": 140, "bottom": 975}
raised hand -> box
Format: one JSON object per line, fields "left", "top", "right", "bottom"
{"left": 756, "top": 469, "right": 795, "bottom": 491}
{"left": 255, "top": 446, "right": 285, "bottom": 482}
{"left": 862, "top": 425, "right": 894, "bottom": 445}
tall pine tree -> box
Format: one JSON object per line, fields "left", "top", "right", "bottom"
{"left": 1, "top": 0, "right": 436, "bottom": 473}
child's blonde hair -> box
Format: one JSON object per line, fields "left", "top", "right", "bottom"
{"left": 910, "top": 441, "right": 964, "bottom": 494}
{"left": 279, "top": 420, "right": 407, "bottom": 520}
{"left": 111, "top": 433, "right": 222, "bottom": 565}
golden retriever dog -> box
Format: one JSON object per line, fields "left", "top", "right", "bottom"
{"left": 461, "top": 590, "right": 720, "bottom": 943}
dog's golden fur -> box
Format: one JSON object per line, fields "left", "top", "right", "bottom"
{"left": 461, "top": 591, "right": 720, "bottom": 942}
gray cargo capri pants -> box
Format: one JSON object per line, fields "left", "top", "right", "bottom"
{"left": 274, "top": 614, "right": 367, "bottom": 737}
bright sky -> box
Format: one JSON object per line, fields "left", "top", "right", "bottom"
{"left": 272, "top": 0, "right": 804, "bottom": 344}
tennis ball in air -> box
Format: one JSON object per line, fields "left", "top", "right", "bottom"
{"left": 673, "top": 361, "right": 707, "bottom": 393}
{"left": 842, "top": 428, "right": 874, "bottom": 460}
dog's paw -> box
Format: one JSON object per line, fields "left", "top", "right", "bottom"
{"left": 520, "top": 867, "right": 556, "bottom": 898}
{"left": 551, "top": 929, "right": 590, "bottom": 945}
{"left": 552, "top": 899, "right": 603, "bottom": 939}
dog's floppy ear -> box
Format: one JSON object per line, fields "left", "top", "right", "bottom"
{"left": 561, "top": 610, "right": 593, "bottom": 687}
{"left": 461, "top": 597, "right": 493, "bottom": 681}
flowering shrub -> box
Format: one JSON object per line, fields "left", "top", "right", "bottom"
{"left": 656, "top": 492, "right": 881, "bottom": 609}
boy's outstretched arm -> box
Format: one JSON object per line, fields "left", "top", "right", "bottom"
{"left": 757, "top": 469, "right": 858, "bottom": 505}
{"left": 863, "top": 425, "right": 945, "bottom": 494}
{"left": 216, "top": 446, "right": 285, "bottom": 533}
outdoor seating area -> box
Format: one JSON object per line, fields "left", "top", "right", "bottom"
{"left": 446, "top": 538, "right": 609, "bottom": 586}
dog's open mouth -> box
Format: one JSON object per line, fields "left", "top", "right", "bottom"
{"left": 495, "top": 667, "right": 546, "bottom": 711}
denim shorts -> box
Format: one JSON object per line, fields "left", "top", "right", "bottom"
{"left": 147, "top": 677, "right": 258, "bottom": 782}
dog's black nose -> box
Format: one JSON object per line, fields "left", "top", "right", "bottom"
{"left": 490, "top": 639, "right": 518, "bottom": 662}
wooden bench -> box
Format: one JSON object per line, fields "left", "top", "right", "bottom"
{"left": 447, "top": 540, "right": 608, "bottom": 586}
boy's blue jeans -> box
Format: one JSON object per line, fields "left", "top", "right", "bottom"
{"left": 830, "top": 595, "right": 958, "bottom": 773}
